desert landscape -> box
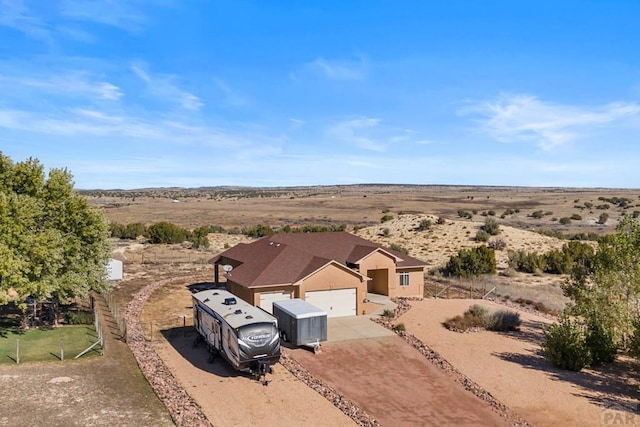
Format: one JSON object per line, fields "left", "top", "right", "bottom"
{"left": 4, "top": 3, "right": 638, "bottom": 426}
{"left": 4, "top": 185, "right": 640, "bottom": 426}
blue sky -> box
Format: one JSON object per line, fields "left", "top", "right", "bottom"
{"left": 1, "top": 1, "right": 639, "bottom": 189}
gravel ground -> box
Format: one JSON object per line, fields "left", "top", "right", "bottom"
{"left": 398, "top": 298, "right": 640, "bottom": 427}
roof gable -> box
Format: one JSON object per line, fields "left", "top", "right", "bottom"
{"left": 211, "top": 231, "right": 425, "bottom": 288}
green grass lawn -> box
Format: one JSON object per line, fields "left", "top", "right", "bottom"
{"left": 0, "top": 325, "right": 102, "bottom": 364}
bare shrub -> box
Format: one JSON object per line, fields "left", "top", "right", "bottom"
{"left": 393, "top": 323, "right": 406, "bottom": 332}
{"left": 381, "top": 309, "right": 395, "bottom": 318}
{"left": 475, "top": 230, "right": 490, "bottom": 242}
{"left": 488, "top": 238, "right": 506, "bottom": 250}
{"left": 443, "top": 304, "right": 489, "bottom": 332}
{"left": 486, "top": 310, "right": 521, "bottom": 331}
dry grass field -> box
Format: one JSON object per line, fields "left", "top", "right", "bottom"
{"left": 86, "top": 184, "right": 640, "bottom": 234}
{"left": 96, "top": 184, "right": 640, "bottom": 314}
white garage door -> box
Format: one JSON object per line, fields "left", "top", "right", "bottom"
{"left": 305, "top": 288, "right": 356, "bottom": 318}
{"left": 259, "top": 291, "right": 292, "bottom": 314}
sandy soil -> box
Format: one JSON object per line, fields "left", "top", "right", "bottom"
{"left": 143, "top": 281, "right": 356, "bottom": 427}
{"left": 154, "top": 332, "right": 356, "bottom": 427}
{"left": 290, "top": 336, "right": 510, "bottom": 426}
{"left": 398, "top": 299, "right": 640, "bottom": 427}
{"left": 359, "top": 213, "right": 569, "bottom": 270}
{"left": 100, "top": 186, "right": 640, "bottom": 426}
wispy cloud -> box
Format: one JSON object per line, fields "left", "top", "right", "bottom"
{"left": 212, "top": 77, "right": 249, "bottom": 108}
{"left": 0, "top": 71, "right": 123, "bottom": 101}
{"left": 0, "top": 0, "right": 52, "bottom": 43}
{"left": 59, "top": 0, "right": 148, "bottom": 33}
{"left": 306, "top": 56, "right": 368, "bottom": 80}
{"left": 0, "top": 0, "right": 156, "bottom": 46}
{"left": 0, "top": 107, "right": 282, "bottom": 151}
{"left": 131, "top": 62, "right": 203, "bottom": 110}
{"left": 289, "top": 118, "right": 306, "bottom": 129}
{"left": 328, "top": 117, "right": 385, "bottom": 151}
{"left": 327, "top": 118, "right": 430, "bottom": 152}
{"left": 462, "top": 93, "right": 640, "bottom": 150}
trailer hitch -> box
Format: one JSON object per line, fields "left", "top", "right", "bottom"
{"left": 251, "top": 360, "right": 272, "bottom": 385}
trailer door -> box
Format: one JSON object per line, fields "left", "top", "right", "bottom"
{"left": 212, "top": 318, "right": 221, "bottom": 349}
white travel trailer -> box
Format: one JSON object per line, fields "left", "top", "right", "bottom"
{"left": 192, "top": 289, "right": 280, "bottom": 380}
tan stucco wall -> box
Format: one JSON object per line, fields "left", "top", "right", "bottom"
{"left": 226, "top": 256, "right": 422, "bottom": 315}
{"left": 361, "top": 251, "right": 396, "bottom": 296}
{"left": 227, "top": 281, "right": 254, "bottom": 305}
{"left": 360, "top": 251, "right": 424, "bottom": 298}
{"left": 367, "top": 269, "right": 388, "bottom": 294}
{"left": 249, "top": 285, "right": 299, "bottom": 306}
{"left": 394, "top": 268, "right": 424, "bottom": 298}
{"left": 300, "top": 264, "right": 367, "bottom": 315}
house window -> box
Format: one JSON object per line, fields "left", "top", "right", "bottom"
{"left": 399, "top": 272, "right": 410, "bottom": 287}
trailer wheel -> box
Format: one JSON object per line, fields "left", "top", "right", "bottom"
{"left": 280, "top": 331, "right": 288, "bottom": 343}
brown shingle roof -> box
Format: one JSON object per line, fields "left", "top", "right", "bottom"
{"left": 210, "top": 231, "right": 426, "bottom": 289}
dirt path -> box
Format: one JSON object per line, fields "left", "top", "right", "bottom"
{"left": 399, "top": 299, "right": 640, "bottom": 427}
{"left": 290, "top": 336, "right": 510, "bottom": 426}
{"left": 0, "top": 294, "right": 174, "bottom": 427}
{"left": 154, "top": 329, "right": 357, "bottom": 427}
{"left": 143, "top": 280, "right": 357, "bottom": 427}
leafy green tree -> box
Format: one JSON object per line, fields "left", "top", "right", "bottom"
{"left": 597, "top": 212, "right": 609, "bottom": 225}
{"left": 544, "top": 249, "right": 567, "bottom": 274}
{"left": 0, "top": 154, "right": 111, "bottom": 308}
{"left": 146, "top": 221, "right": 188, "bottom": 244}
{"left": 243, "top": 224, "right": 274, "bottom": 238}
{"left": 547, "top": 215, "right": 640, "bottom": 368}
{"left": 585, "top": 318, "right": 616, "bottom": 366}
{"left": 124, "top": 222, "right": 146, "bottom": 239}
{"left": 190, "top": 226, "right": 213, "bottom": 248}
{"left": 508, "top": 250, "right": 546, "bottom": 274}
{"left": 542, "top": 314, "right": 591, "bottom": 371}
{"left": 446, "top": 245, "right": 496, "bottom": 277}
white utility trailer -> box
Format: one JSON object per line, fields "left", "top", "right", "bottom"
{"left": 273, "top": 298, "right": 327, "bottom": 351}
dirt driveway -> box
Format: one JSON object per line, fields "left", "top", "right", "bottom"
{"left": 290, "top": 335, "right": 509, "bottom": 426}
{"left": 154, "top": 329, "right": 356, "bottom": 427}
{"left": 144, "top": 280, "right": 356, "bottom": 427}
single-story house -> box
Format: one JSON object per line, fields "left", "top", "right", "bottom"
{"left": 209, "top": 231, "right": 426, "bottom": 317}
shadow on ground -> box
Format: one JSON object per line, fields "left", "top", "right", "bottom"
{"left": 160, "top": 327, "right": 250, "bottom": 380}
{"left": 493, "top": 348, "right": 640, "bottom": 415}
{"left": 495, "top": 319, "right": 548, "bottom": 346}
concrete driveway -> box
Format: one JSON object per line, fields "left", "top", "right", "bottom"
{"left": 327, "top": 316, "right": 395, "bottom": 342}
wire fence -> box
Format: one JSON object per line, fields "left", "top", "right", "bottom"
{"left": 145, "top": 315, "right": 194, "bottom": 343}
{"left": 103, "top": 291, "right": 127, "bottom": 342}
{"left": 74, "top": 298, "right": 105, "bottom": 359}
{"left": 425, "top": 278, "right": 495, "bottom": 300}
{"left": 123, "top": 252, "right": 212, "bottom": 264}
